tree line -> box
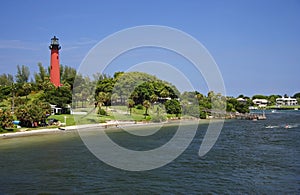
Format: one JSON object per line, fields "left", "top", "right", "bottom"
{"left": 0, "top": 63, "right": 299, "bottom": 130}
{"left": 0, "top": 63, "right": 79, "bottom": 129}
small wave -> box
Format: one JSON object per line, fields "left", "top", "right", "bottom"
{"left": 265, "top": 125, "right": 279, "bottom": 129}
{"left": 265, "top": 124, "right": 299, "bottom": 129}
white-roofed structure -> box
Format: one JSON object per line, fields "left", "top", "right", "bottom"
{"left": 276, "top": 97, "right": 298, "bottom": 106}
{"left": 252, "top": 99, "right": 268, "bottom": 108}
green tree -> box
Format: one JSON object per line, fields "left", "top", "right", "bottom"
{"left": 0, "top": 73, "right": 14, "bottom": 86}
{"left": 16, "top": 65, "right": 30, "bottom": 83}
{"left": 41, "top": 84, "right": 72, "bottom": 108}
{"left": 143, "top": 100, "right": 151, "bottom": 116}
{"left": 268, "top": 94, "right": 281, "bottom": 105}
{"left": 164, "top": 99, "right": 181, "bottom": 117}
{"left": 293, "top": 92, "right": 300, "bottom": 98}
{"left": 15, "top": 100, "right": 51, "bottom": 127}
{"left": 160, "top": 88, "right": 170, "bottom": 98}
{"left": 34, "top": 62, "right": 48, "bottom": 84}
{"left": 23, "top": 82, "right": 32, "bottom": 101}
{"left": 96, "top": 92, "right": 110, "bottom": 113}
{"left": 60, "top": 65, "right": 77, "bottom": 89}
{"left": 0, "top": 109, "right": 14, "bottom": 129}
{"left": 127, "top": 99, "right": 135, "bottom": 115}
{"left": 150, "top": 94, "right": 158, "bottom": 105}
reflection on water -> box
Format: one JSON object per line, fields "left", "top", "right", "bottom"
{"left": 0, "top": 111, "right": 299, "bottom": 194}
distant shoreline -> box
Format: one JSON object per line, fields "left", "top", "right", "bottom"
{"left": 0, "top": 119, "right": 212, "bottom": 139}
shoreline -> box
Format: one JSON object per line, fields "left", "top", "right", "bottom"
{"left": 0, "top": 119, "right": 213, "bottom": 139}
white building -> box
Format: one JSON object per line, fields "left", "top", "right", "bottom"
{"left": 237, "top": 97, "right": 247, "bottom": 104}
{"left": 252, "top": 99, "right": 268, "bottom": 108}
{"left": 276, "top": 97, "right": 298, "bottom": 106}
{"left": 50, "top": 104, "right": 62, "bottom": 115}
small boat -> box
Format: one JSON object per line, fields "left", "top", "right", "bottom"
{"left": 265, "top": 125, "right": 279, "bottom": 129}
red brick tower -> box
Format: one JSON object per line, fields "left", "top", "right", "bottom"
{"left": 49, "top": 36, "right": 61, "bottom": 87}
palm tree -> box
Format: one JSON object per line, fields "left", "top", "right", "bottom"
{"left": 96, "top": 92, "right": 106, "bottom": 110}
{"left": 150, "top": 94, "right": 158, "bottom": 107}
{"left": 127, "top": 99, "right": 135, "bottom": 115}
{"left": 97, "top": 92, "right": 110, "bottom": 112}
{"left": 160, "top": 88, "right": 169, "bottom": 98}
{"left": 143, "top": 100, "right": 151, "bottom": 117}
{"left": 23, "top": 83, "right": 32, "bottom": 101}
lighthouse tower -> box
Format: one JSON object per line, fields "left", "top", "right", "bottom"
{"left": 49, "top": 36, "right": 61, "bottom": 87}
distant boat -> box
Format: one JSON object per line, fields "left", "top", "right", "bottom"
{"left": 285, "top": 125, "right": 292, "bottom": 129}
{"left": 271, "top": 110, "right": 276, "bottom": 113}
{"left": 294, "top": 108, "right": 298, "bottom": 110}
{"left": 266, "top": 125, "right": 279, "bottom": 129}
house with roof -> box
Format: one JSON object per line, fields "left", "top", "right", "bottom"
{"left": 252, "top": 98, "right": 268, "bottom": 108}
{"left": 276, "top": 97, "right": 298, "bottom": 106}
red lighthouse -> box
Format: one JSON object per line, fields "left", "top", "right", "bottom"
{"left": 49, "top": 36, "right": 61, "bottom": 87}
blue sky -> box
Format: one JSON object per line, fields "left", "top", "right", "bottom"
{"left": 0, "top": 0, "right": 299, "bottom": 97}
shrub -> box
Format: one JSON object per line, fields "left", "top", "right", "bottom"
{"left": 199, "top": 111, "right": 207, "bottom": 119}
{"left": 151, "top": 115, "right": 167, "bottom": 123}
{"left": 136, "top": 104, "right": 144, "bottom": 110}
{"left": 0, "top": 109, "right": 14, "bottom": 129}
{"left": 98, "top": 108, "right": 107, "bottom": 116}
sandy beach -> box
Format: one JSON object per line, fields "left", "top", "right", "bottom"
{"left": 0, "top": 119, "right": 207, "bottom": 139}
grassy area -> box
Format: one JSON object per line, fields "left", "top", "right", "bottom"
{"left": 49, "top": 114, "right": 76, "bottom": 126}
{"left": 47, "top": 105, "right": 176, "bottom": 126}
{"left": 267, "top": 105, "right": 300, "bottom": 110}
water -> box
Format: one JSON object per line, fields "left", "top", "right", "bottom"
{"left": 0, "top": 111, "right": 299, "bottom": 194}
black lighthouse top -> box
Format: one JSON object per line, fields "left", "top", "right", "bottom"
{"left": 49, "top": 36, "right": 61, "bottom": 50}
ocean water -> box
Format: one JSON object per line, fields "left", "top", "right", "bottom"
{"left": 0, "top": 110, "right": 299, "bottom": 194}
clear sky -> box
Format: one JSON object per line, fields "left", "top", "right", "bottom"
{"left": 0, "top": 0, "right": 299, "bottom": 97}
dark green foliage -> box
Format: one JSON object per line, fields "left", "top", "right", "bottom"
{"left": 164, "top": 99, "right": 181, "bottom": 116}
{"left": 40, "top": 85, "right": 72, "bottom": 108}
{"left": 95, "top": 72, "right": 180, "bottom": 106}
{"left": 34, "top": 62, "right": 48, "bottom": 84}
{"left": 130, "top": 80, "right": 179, "bottom": 105}
{"left": 293, "top": 92, "right": 300, "bottom": 103}
{"left": 95, "top": 77, "right": 115, "bottom": 95}
{"left": 97, "top": 108, "right": 107, "bottom": 116}
{"left": 15, "top": 100, "right": 51, "bottom": 127}
{"left": 136, "top": 104, "right": 144, "bottom": 110}
{"left": 60, "top": 65, "right": 77, "bottom": 89}
{"left": 0, "top": 73, "right": 14, "bottom": 86}
{"left": 0, "top": 86, "right": 11, "bottom": 101}
{"left": 226, "top": 97, "right": 250, "bottom": 113}
{"left": 0, "top": 108, "right": 14, "bottom": 129}
{"left": 199, "top": 110, "right": 207, "bottom": 119}
{"left": 293, "top": 92, "right": 300, "bottom": 98}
